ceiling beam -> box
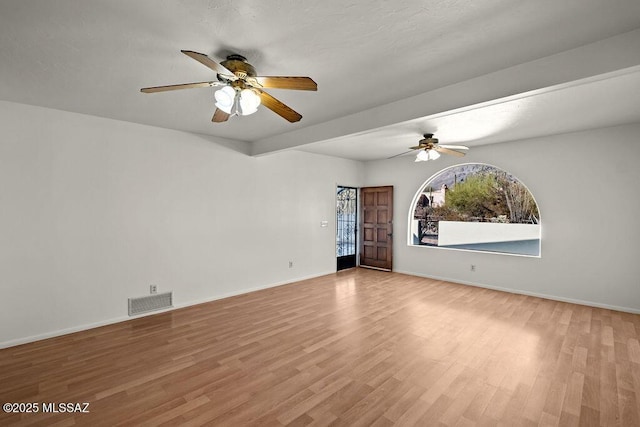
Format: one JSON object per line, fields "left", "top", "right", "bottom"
{"left": 251, "top": 28, "right": 640, "bottom": 157}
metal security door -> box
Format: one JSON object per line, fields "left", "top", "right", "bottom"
{"left": 336, "top": 186, "right": 357, "bottom": 271}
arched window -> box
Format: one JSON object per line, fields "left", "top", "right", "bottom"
{"left": 409, "top": 163, "right": 541, "bottom": 256}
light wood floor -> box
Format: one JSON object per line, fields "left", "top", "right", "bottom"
{"left": 1, "top": 268, "right": 640, "bottom": 426}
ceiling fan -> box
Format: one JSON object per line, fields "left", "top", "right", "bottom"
{"left": 140, "top": 50, "right": 317, "bottom": 123}
{"left": 389, "top": 133, "right": 469, "bottom": 162}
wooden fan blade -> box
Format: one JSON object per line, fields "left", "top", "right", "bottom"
{"left": 251, "top": 76, "right": 317, "bottom": 91}
{"left": 387, "top": 149, "right": 415, "bottom": 159}
{"left": 434, "top": 146, "right": 466, "bottom": 157}
{"left": 212, "top": 108, "right": 230, "bottom": 123}
{"left": 439, "top": 144, "right": 469, "bottom": 150}
{"left": 211, "top": 108, "right": 230, "bottom": 123}
{"left": 140, "top": 81, "right": 220, "bottom": 93}
{"left": 181, "top": 50, "right": 234, "bottom": 76}
{"left": 409, "top": 145, "right": 426, "bottom": 150}
{"left": 258, "top": 90, "right": 302, "bottom": 122}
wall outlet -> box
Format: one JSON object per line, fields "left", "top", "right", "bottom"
{"left": 289, "top": 261, "right": 293, "bottom": 268}
{"left": 150, "top": 284, "right": 157, "bottom": 294}
{"left": 470, "top": 265, "right": 476, "bottom": 272}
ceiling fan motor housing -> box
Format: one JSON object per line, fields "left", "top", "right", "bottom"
{"left": 218, "top": 54, "right": 257, "bottom": 83}
{"left": 420, "top": 133, "right": 438, "bottom": 146}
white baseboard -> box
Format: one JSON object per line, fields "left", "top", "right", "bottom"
{"left": 172, "top": 271, "right": 335, "bottom": 312}
{"left": 0, "top": 270, "right": 335, "bottom": 349}
{"left": 394, "top": 269, "right": 640, "bottom": 315}
{"left": 8, "top": 268, "right": 634, "bottom": 349}
{"left": 0, "top": 315, "right": 131, "bottom": 350}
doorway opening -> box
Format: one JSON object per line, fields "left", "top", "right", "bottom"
{"left": 336, "top": 186, "right": 357, "bottom": 271}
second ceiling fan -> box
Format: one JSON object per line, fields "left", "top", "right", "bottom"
{"left": 141, "top": 50, "right": 317, "bottom": 123}
{"left": 389, "top": 133, "right": 469, "bottom": 161}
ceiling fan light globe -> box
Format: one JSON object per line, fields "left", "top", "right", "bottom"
{"left": 427, "top": 150, "right": 441, "bottom": 160}
{"left": 416, "top": 150, "right": 430, "bottom": 162}
{"left": 239, "top": 89, "right": 261, "bottom": 116}
{"left": 214, "top": 101, "right": 233, "bottom": 114}
{"left": 214, "top": 86, "right": 235, "bottom": 114}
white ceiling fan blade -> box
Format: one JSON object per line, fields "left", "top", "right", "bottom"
{"left": 438, "top": 144, "right": 469, "bottom": 150}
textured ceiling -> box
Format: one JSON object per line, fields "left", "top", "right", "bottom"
{"left": 298, "top": 67, "right": 640, "bottom": 161}
{"left": 1, "top": 0, "right": 640, "bottom": 159}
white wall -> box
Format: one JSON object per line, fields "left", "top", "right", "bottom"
{"left": 0, "top": 101, "right": 363, "bottom": 347}
{"left": 2, "top": 99, "right": 638, "bottom": 347}
{"left": 363, "top": 123, "right": 640, "bottom": 313}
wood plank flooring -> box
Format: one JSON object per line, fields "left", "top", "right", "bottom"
{"left": 1, "top": 268, "right": 640, "bottom": 426}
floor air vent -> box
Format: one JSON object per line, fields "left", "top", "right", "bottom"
{"left": 128, "top": 292, "right": 173, "bottom": 316}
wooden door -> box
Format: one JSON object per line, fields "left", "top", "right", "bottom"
{"left": 360, "top": 186, "right": 393, "bottom": 271}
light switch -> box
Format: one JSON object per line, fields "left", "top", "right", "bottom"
{"left": 320, "top": 220, "right": 328, "bottom": 227}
